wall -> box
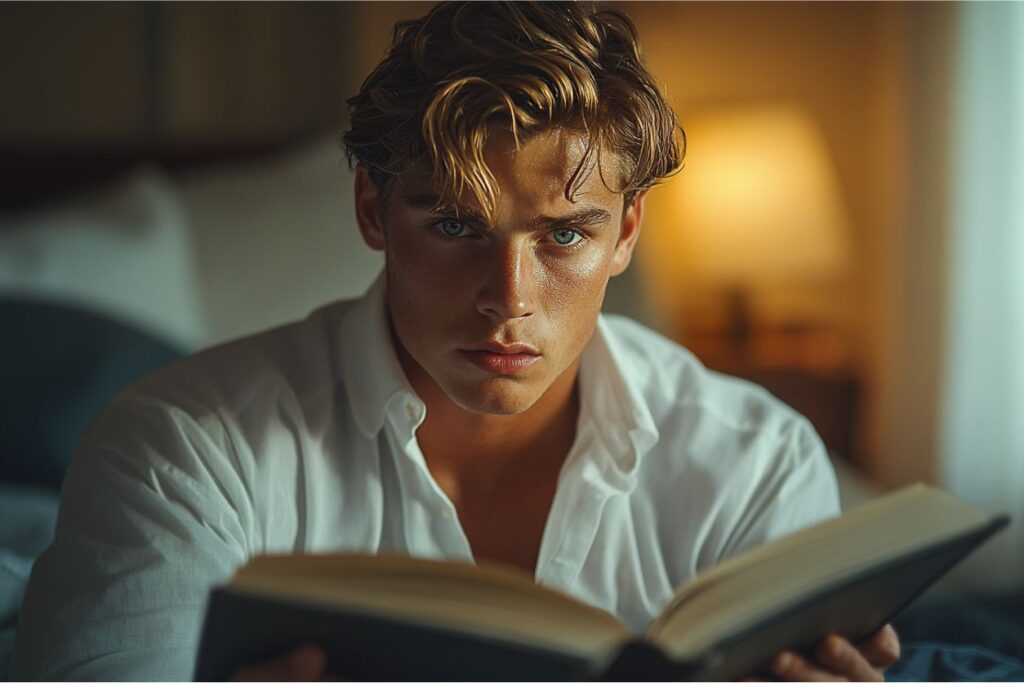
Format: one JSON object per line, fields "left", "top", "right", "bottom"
{"left": 869, "top": 4, "right": 955, "bottom": 489}
{"left": 0, "top": 3, "right": 149, "bottom": 143}
{"left": 0, "top": 3, "right": 355, "bottom": 145}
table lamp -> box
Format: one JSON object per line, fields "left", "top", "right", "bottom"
{"left": 667, "top": 102, "right": 851, "bottom": 357}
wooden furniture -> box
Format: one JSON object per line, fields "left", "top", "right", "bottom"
{"left": 681, "top": 326, "right": 861, "bottom": 462}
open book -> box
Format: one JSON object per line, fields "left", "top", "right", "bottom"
{"left": 194, "top": 484, "right": 1007, "bottom": 681}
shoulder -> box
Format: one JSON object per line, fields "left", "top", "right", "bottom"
{"left": 601, "top": 315, "right": 839, "bottom": 561}
{"left": 600, "top": 313, "right": 806, "bottom": 442}
{"left": 125, "top": 298, "right": 355, "bottom": 414}
{"left": 75, "top": 299, "right": 358, "bottom": 490}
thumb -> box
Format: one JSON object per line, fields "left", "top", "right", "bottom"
{"left": 231, "top": 644, "right": 328, "bottom": 681}
{"left": 287, "top": 644, "right": 328, "bottom": 680}
{"left": 857, "top": 624, "right": 901, "bottom": 668}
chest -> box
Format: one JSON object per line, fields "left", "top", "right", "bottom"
{"left": 458, "top": 473, "right": 559, "bottom": 576}
{"left": 428, "top": 450, "right": 562, "bottom": 577}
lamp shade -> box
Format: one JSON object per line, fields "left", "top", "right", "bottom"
{"left": 672, "top": 103, "right": 851, "bottom": 286}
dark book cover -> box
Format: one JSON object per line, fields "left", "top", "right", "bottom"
{"left": 194, "top": 589, "right": 600, "bottom": 681}
{"left": 685, "top": 516, "right": 1008, "bottom": 680}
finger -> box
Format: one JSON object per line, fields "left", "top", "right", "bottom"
{"left": 856, "top": 624, "right": 901, "bottom": 668}
{"left": 232, "top": 659, "right": 291, "bottom": 682}
{"left": 814, "top": 635, "right": 882, "bottom": 682}
{"left": 288, "top": 644, "right": 328, "bottom": 680}
{"left": 231, "top": 644, "right": 327, "bottom": 682}
{"left": 771, "top": 650, "right": 847, "bottom": 682}
{"left": 232, "top": 655, "right": 298, "bottom": 682}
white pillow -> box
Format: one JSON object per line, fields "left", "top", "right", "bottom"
{"left": 178, "top": 134, "right": 384, "bottom": 345}
{"left": 0, "top": 167, "right": 207, "bottom": 349}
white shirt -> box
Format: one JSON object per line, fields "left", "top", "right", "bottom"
{"left": 12, "top": 273, "right": 840, "bottom": 681}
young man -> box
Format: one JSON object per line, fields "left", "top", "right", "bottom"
{"left": 13, "top": 2, "right": 899, "bottom": 680}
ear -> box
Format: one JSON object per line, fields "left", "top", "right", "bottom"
{"left": 609, "top": 191, "right": 646, "bottom": 277}
{"left": 354, "top": 164, "right": 387, "bottom": 251}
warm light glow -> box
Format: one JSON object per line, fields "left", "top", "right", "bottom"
{"left": 671, "top": 103, "right": 851, "bottom": 286}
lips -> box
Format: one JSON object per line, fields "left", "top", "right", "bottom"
{"left": 470, "top": 341, "right": 540, "bottom": 355}
{"left": 459, "top": 341, "right": 541, "bottom": 375}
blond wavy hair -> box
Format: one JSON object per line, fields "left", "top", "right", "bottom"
{"left": 343, "top": 1, "right": 684, "bottom": 222}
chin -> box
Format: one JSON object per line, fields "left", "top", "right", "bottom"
{"left": 445, "top": 379, "right": 542, "bottom": 416}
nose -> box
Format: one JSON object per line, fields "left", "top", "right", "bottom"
{"left": 475, "top": 239, "right": 536, "bottom": 322}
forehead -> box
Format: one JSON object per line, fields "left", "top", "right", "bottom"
{"left": 395, "top": 127, "right": 626, "bottom": 220}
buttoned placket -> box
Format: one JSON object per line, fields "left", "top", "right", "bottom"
{"left": 385, "top": 394, "right": 474, "bottom": 562}
{"left": 536, "top": 480, "right": 617, "bottom": 589}
{"left": 533, "top": 418, "right": 632, "bottom": 592}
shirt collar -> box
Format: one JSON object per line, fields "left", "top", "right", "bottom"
{"left": 337, "top": 274, "right": 661, "bottom": 481}
{"left": 338, "top": 271, "right": 416, "bottom": 438}
{"left": 573, "top": 315, "right": 661, "bottom": 493}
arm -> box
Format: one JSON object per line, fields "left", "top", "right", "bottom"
{"left": 11, "top": 396, "right": 249, "bottom": 680}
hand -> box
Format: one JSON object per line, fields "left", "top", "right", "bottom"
{"left": 230, "top": 644, "right": 337, "bottom": 682}
{"left": 764, "top": 624, "right": 901, "bottom": 681}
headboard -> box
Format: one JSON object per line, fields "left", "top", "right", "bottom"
{"left": 0, "top": 132, "right": 336, "bottom": 211}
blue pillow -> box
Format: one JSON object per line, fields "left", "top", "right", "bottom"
{"left": 0, "top": 297, "right": 183, "bottom": 490}
{"left": 0, "top": 483, "right": 60, "bottom": 681}
{"left": 889, "top": 642, "right": 1024, "bottom": 682}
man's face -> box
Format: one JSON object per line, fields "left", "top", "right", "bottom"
{"left": 355, "top": 127, "right": 644, "bottom": 416}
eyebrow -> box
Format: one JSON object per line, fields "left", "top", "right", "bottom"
{"left": 401, "top": 193, "right": 613, "bottom": 230}
{"left": 532, "top": 207, "right": 613, "bottom": 231}
{"left": 402, "top": 193, "right": 488, "bottom": 224}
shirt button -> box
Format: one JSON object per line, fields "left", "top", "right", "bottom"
{"left": 441, "top": 508, "right": 454, "bottom": 520}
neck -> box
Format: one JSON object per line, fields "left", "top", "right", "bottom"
{"left": 393, "top": 336, "right": 581, "bottom": 495}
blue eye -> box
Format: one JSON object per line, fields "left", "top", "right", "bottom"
{"left": 439, "top": 218, "right": 467, "bottom": 237}
{"left": 552, "top": 229, "right": 582, "bottom": 246}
